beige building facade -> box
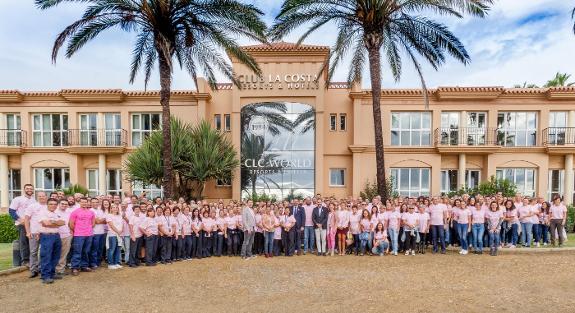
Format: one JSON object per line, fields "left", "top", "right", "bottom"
{"left": 0, "top": 42, "right": 574, "bottom": 208}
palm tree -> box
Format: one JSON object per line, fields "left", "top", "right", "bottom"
{"left": 544, "top": 72, "right": 575, "bottom": 87}
{"left": 513, "top": 82, "right": 539, "bottom": 88}
{"left": 36, "top": 0, "right": 267, "bottom": 199}
{"left": 270, "top": 0, "right": 492, "bottom": 200}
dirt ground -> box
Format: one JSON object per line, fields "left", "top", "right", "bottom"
{"left": 1, "top": 251, "right": 574, "bottom": 313}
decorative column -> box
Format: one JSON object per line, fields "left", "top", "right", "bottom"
{"left": 98, "top": 154, "right": 106, "bottom": 195}
{"left": 0, "top": 154, "right": 8, "bottom": 209}
{"left": 565, "top": 155, "right": 573, "bottom": 205}
{"left": 458, "top": 153, "right": 466, "bottom": 189}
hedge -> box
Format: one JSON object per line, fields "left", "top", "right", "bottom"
{"left": 0, "top": 214, "right": 18, "bottom": 243}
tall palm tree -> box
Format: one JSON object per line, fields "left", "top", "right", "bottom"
{"left": 513, "top": 82, "right": 539, "bottom": 88}
{"left": 544, "top": 72, "right": 575, "bottom": 87}
{"left": 270, "top": 0, "right": 492, "bottom": 200}
{"left": 36, "top": 0, "right": 267, "bottom": 199}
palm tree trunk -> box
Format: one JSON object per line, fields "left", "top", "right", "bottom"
{"left": 367, "top": 45, "right": 388, "bottom": 201}
{"left": 158, "top": 52, "right": 174, "bottom": 199}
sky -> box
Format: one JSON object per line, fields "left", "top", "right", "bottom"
{"left": 0, "top": 0, "right": 574, "bottom": 91}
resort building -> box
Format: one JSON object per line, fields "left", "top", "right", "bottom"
{"left": 0, "top": 42, "right": 574, "bottom": 208}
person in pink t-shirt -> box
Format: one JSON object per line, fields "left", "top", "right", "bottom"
{"left": 471, "top": 202, "right": 487, "bottom": 254}
{"left": 417, "top": 206, "right": 430, "bottom": 254}
{"left": 486, "top": 201, "right": 504, "bottom": 256}
{"left": 69, "top": 198, "right": 96, "bottom": 275}
{"left": 105, "top": 204, "right": 124, "bottom": 269}
{"left": 359, "top": 209, "right": 371, "bottom": 256}
{"left": 128, "top": 205, "right": 145, "bottom": 266}
{"left": 401, "top": 206, "right": 419, "bottom": 256}
{"left": 548, "top": 195, "right": 567, "bottom": 247}
{"left": 326, "top": 203, "right": 337, "bottom": 256}
{"left": 349, "top": 205, "right": 361, "bottom": 255}
{"left": 140, "top": 208, "right": 159, "bottom": 266}
{"left": 371, "top": 222, "right": 389, "bottom": 256}
{"left": 455, "top": 201, "right": 471, "bottom": 255}
{"left": 24, "top": 191, "right": 47, "bottom": 277}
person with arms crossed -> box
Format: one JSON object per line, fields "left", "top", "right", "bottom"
{"left": 69, "top": 197, "right": 96, "bottom": 276}
{"left": 24, "top": 191, "right": 47, "bottom": 278}
{"left": 55, "top": 199, "right": 72, "bottom": 276}
{"left": 38, "top": 198, "right": 65, "bottom": 284}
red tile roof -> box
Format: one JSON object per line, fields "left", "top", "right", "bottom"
{"left": 242, "top": 41, "right": 329, "bottom": 52}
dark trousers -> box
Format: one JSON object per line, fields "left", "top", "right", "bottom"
{"left": 202, "top": 232, "right": 212, "bottom": 257}
{"left": 226, "top": 229, "right": 239, "bottom": 256}
{"left": 161, "top": 236, "right": 172, "bottom": 262}
{"left": 213, "top": 233, "right": 224, "bottom": 256}
{"left": 418, "top": 232, "right": 427, "bottom": 253}
{"left": 353, "top": 234, "right": 360, "bottom": 255}
{"left": 253, "top": 232, "right": 264, "bottom": 255}
{"left": 405, "top": 230, "right": 416, "bottom": 251}
{"left": 294, "top": 227, "right": 303, "bottom": 252}
{"left": 172, "top": 237, "right": 184, "bottom": 260}
{"left": 17, "top": 225, "right": 30, "bottom": 264}
{"left": 89, "top": 234, "right": 105, "bottom": 267}
{"left": 39, "top": 234, "right": 61, "bottom": 280}
{"left": 273, "top": 239, "right": 282, "bottom": 256}
{"left": 282, "top": 229, "right": 295, "bottom": 256}
{"left": 183, "top": 235, "right": 193, "bottom": 258}
{"left": 431, "top": 225, "right": 446, "bottom": 253}
{"left": 144, "top": 235, "right": 158, "bottom": 265}
{"left": 71, "top": 236, "right": 92, "bottom": 269}
{"left": 129, "top": 237, "right": 143, "bottom": 266}
{"left": 192, "top": 234, "right": 202, "bottom": 258}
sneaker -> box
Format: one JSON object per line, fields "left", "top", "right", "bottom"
{"left": 509, "top": 245, "right": 516, "bottom": 249}
{"left": 393, "top": 251, "right": 398, "bottom": 256}
{"left": 543, "top": 242, "right": 548, "bottom": 246}
{"left": 411, "top": 251, "right": 415, "bottom": 256}
{"left": 462, "top": 250, "right": 468, "bottom": 255}
{"left": 42, "top": 279, "right": 54, "bottom": 284}
{"left": 71, "top": 269, "right": 79, "bottom": 276}
{"left": 536, "top": 242, "right": 540, "bottom": 247}
{"left": 459, "top": 250, "right": 463, "bottom": 255}
{"left": 405, "top": 251, "right": 410, "bottom": 256}
{"left": 379, "top": 253, "right": 384, "bottom": 256}
{"left": 108, "top": 265, "right": 117, "bottom": 270}
{"left": 116, "top": 264, "right": 123, "bottom": 269}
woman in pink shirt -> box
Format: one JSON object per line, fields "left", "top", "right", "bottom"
{"left": 372, "top": 222, "right": 389, "bottom": 256}
{"left": 538, "top": 201, "right": 551, "bottom": 246}
{"left": 336, "top": 203, "right": 350, "bottom": 256}
{"left": 262, "top": 206, "right": 275, "bottom": 258}
{"left": 106, "top": 204, "right": 124, "bottom": 269}
{"left": 172, "top": 207, "right": 184, "bottom": 261}
{"left": 254, "top": 207, "right": 264, "bottom": 256}
{"left": 191, "top": 208, "right": 203, "bottom": 259}
{"left": 486, "top": 201, "right": 504, "bottom": 256}
{"left": 359, "top": 209, "right": 371, "bottom": 256}
{"left": 518, "top": 198, "right": 535, "bottom": 248}
{"left": 201, "top": 211, "right": 213, "bottom": 258}
{"left": 326, "top": 203, "right": 337, "bottom": 256}
{"left": 225, "top": 209, "right": 240, "bottom": 256}
{"left": 158, "top": 207, "right": 174, "bottom": 264}
{"left": 181, "top": 206, "right": 193, "bottom": 260}
{"left": 548, "top": 195, "right": 567, "bottom": 247}
{"left": 139, "top": 208, "right": 158, "bottom": 266}
{"left": 128, "top": 205, "right": 145, "bottom": 267}
{"left": 272, "top": 209, "right": 282, "bottom": 256}
{"left": 349, "top": 205, "right": 361, "bottom": 255}
{"left": 471, "top": 202, "right": 487, "bottom": 254}
{"left": 455, "top": 201, "right": 471, "bottom": 255}
{"left": 503, "top": 200, "right": 519, "bottom": 248}
{"left": 401, "top": 206, "right": 419, "bottom": 256}
{"left": 213, "top": 209, "right": 226, "bottom": 257}
{"left": 417, "top": 205, "right": 430, "bottom": 254}
{"left": 281, "top": 207, "right": 296, "bottom": 256}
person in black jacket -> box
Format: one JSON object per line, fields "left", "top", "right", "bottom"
{"left": 291, "top": 200, "right": 305, "bottom": 255}
{"left": 312, "top": 199, "right": 329, "bottom": 256}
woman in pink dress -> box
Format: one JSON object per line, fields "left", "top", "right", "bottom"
{"left": 326, "top": 203, "right": 337, "bottom": 256}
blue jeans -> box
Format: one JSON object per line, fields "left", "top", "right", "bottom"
{"left": 540, "top": 224, "right": 550, "bottom": 244}
{"left": 388, "top": 228, "right": 399, "bottom": 253}
{"left": 71, "top": 236, "right": 92, "bottom": 269}
{"left": 457, "top": 223, "right": 469, "bottom": 250}
{"left": 372, "top": 241, "right": 389, "bottom": 254}
{"left": 264, "top": 231, "right": 274, "bottom": 255}
{"left": 472, "top": 224, "right": 485, "bottom": 252}
{"left": 107, "top": 236, "right": 121, "bottom": 265}
{"left": 90, "top": 234, "right": 106, "bottom": 267}
{"left": 359, "top": 232, "right": 370, "bottom": 254}
{"left": 431, "top": 225, "right": 446, "bottom": 253}
{"left": 507, "top": 223, "right": 518, "bottom": 245}
{"left": 444, "top": 224, "right": 451, "bottom": 245}
{"left": 303, "top": 226, "right": 315, "bottom": 253}
{"left": 489, "top": 231, "right": 500, "bottom": 249}
{"left": 39, "top": 233, "right": 61, "bottom": 280}
{"left": 521, "top": 222, "right": 533, "bottom": 247}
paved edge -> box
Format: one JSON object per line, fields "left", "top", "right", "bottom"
{"left": 0, "top": 266, "right": 27, "bottom": 277}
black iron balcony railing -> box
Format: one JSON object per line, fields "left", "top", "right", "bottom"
{"left": 494, "top": 129, "right": 538, "bottom": 147}
{"left": 68, "top": 129, "right": 127, "bottom": 147}
{"left": 0, "top": 129, "right": 26, "bottom": 146}
{"left": 543, "top": 127, "right": 575, "bottom": 146}
{"left": 434, "top": 127, "right": 497, "bottom": 146}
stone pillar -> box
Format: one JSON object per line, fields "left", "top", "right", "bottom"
{"left": 97, "top": 112, "right": 105, "bottom": 145}
{"left": 0, "top": 154, "right": 9, "bottom": 209}
{"left": 98, "top": 154, "right": 107, "bottom": 195}
{"left": 460, "top": 111, "right": 467, "bottom": 145}
{"left": 458, "top": 153, "right": 466, "bottom": 189}
{"left": 565, "top": 154, "right": 574, "bottom": 205}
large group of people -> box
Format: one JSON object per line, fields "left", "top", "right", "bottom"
{"left": 8, "top": 183, "right": 570, "bottom": 284}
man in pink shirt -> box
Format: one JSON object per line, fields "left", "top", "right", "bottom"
{"left": 8, "top": 183, "right": 36, "bottom": 266}
{"left": 24, "top": 191, "right": 47, "bottom": 278}
{"left": 69, "top": 198, "right": 96, "bottom": 276}
{"left": 39, "top": 198, "right": 65, "bottom": 284}
{"left": 549, "top": 195, "right": 567, "bottom": 247}
{"left": 429, "top": 197, "right": 447, "bottom": 254}
{"left": 55, "top": 199, "right": 72, "bottom": 276}
{"left": 302, "top": 197, "right": 316, "bottom": 254}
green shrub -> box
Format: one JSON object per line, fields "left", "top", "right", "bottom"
{"left": 284, "top": 190, "right": 304, "bottom": 202}
{"left": 0, "top": 214, "right": 18, "bottom": 243}
{"left": 360, "top": 178, "right": 397, "bottom": 201}
{"left": 244, "top": 192, "right": 277, "bottom": 203}
{"left": 567, "top": 205, "right": 575, "bottom": 233}
{"left": 62, "top": 184, "right": 88, "bottom": 196}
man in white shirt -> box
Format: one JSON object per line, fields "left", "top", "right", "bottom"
{"left": 8, "top": 184, "right": 36, "bottom": 266}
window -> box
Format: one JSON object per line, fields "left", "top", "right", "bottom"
{"left": 497, "top": 112, "right": 537, "bottom": 146}
{"left": 496, "top": 168, "right": 536, "bottom": 197}
{"left": 466, "top": 112, "right": 487, "bottom": 145}
{"left": 548, "top": 112, "right": 567, "bottom": 145}
{"left": 329, "top": 169, "right": 346, "bottom": 186}
{"left": 329, "top": 114, "right": 337, "bottom": 131}
{"left": 86, "top": 169, "right": 98, "bottom": 196}
{"left": 34, "top": 168, "right": 70, "bottom": 194}
{"left": 79, "top": 113, "right": 98, "bottom": 146}
{"left": 391, "top": 112, "right": 431, "bottom": 146}
{"left": 132, "top": 181, "right": 163, "bottom": 199}
{"left": 216, "top": 177, "right": 231, "bottom": 187}
{"left": 391, "top": 168, "right": 430, "bottom": 197}
{"left": 5, "top": 114, "right": 21, "bottom": 146}
{"left": 466, "top": 170, "right": 480, "bottom": 189}
{"left": 32, "top": 114, "right": 68, "bottom": 146}
{"left": 339, "top": 114, "right": 347, "bottom": 131}
{"left": 131, "top": 113, "right": 161, "bottom": 146}
{"left": 107, "top": 169, "right": 122, "bottom": 195}
{"left": 104, "top": 113, "right": 122, "bottom": 146}
{"left": 8, "top": 169, "right": 21, "bottom": 200}
{"left": 547, "top": 170, "right": 564, "bottom": 200}
{"left": 224, "top": 114, "right": 231, "bottom": 132}
{"left": 440, "top": 112, "right": 460, "bottom": 145}
{"left": 441, "top": 170, "right": 458, "bottom": 194}
{"left": 214, "top": 114, "right": 222, "bottom": 131}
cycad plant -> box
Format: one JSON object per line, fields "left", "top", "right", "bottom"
{"left": 36, "top": 0, "right": 267, "bottom": 198}
{"left": 270, "top": 0, "right": 492, "bottom": 200}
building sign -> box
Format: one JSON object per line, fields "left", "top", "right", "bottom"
{"left": 241, "top": 102, "right": 315, "bottom": 199}
{"left": 238, "top": 74, "right": 320, "bottom": 90}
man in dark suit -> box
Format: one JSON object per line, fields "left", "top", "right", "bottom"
{"left": 291, "top": 199, "right": 305, "bottom": 255}
{"left": 312, "top": 198, "right": 328, "bottom": 256}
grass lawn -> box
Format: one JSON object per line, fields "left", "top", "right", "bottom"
{"left": 0, "top": 243, "right": 13, "bottom": 271}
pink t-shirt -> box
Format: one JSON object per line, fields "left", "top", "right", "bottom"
{"left": 360, "top": 218, "right": 371, "bottom": 232}
{"left": 506, "top": 209, "right": 519, "bottom": 223}
{"left": 129, "top": 214, "right": 146, "bottom": 238}
{"left": 349, "top": 212, "right": 361, "bottom": 234}
{"left": 69, "top": 208, "right": 95, "bottom": 237}
{"left": 25, "top": 203, "right": 46, "bottom": 234}
{"left": 106, "top": 214, "right": 124, "bottom": 236}
{"left": 518, "top": 205, "right": 533, "bottom": 223}
{"left": 374, "top": 230, "right": 388, "bottom": 241}
{"left": 57, "top": 208, "right": 72, "bottom": 239}
{"left": 418, "top": 212, "right": 430, "bottom": 232}
{"left": 91, "top": 208, "right": 107, "bottom": 235}
{"left": 39, "top": 209, "right": 63, "bottom": 234}
{"left": 303, "top": 204, "right": 315, "bottom": 227}
{"left": 225, "top": 216, "right": 237, "bottom": 230}
{"left": 203, "top": 218, "right": 214, "bottom": 234}
{"left": 455, "top": 208, "right": 471, "bottom": 224}
{"left": 10, "top": 195, "right": 36, "bottom": 226}
{"left": 191, "top": 218, "right": 202, "bottom": 234}
{"left": 471, "top": 208, "right": 487, "bottom": 224}
{"left": 120, "top": 211, "right": 132, "bottom": 237}
{"left": 255, "top": 214, "right": 262, "bottom": 233}
{"left": 140, "top": 216, "right": 158, "bottom": 236}
{"left": 429, "top": 204, "right": 446, "bottom": 226}
{"left": 215, "top": 217, "right": 226, "bottom": 233}
{"left": 336, "top": 210, "right": 350, "bottom": 228}
{"left": 401, "top": 212, "right": 419, "bottom": 230}
{"left": 530, "top": 205, "right": 540, "bottom": 224}
{"left": 486, "top": 210, "right": 503, "bottom": 229}
{"left": 549, "top": 204, "right": 567, "bottom": 220}
{"left": 386, "top": 211, "right": 401, "bottom": 231}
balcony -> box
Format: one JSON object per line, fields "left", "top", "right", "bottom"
{"left": 0, "top": 129, "right": 27, "bottom": 154}
{"left": 434, "top": 127, "right": 500, "bottom": 153}
{"left": 66, "top": 129, "right": 127, "bottom": 154}
{"left": 543, "top": 127, "right": 575, "bottom": 154}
